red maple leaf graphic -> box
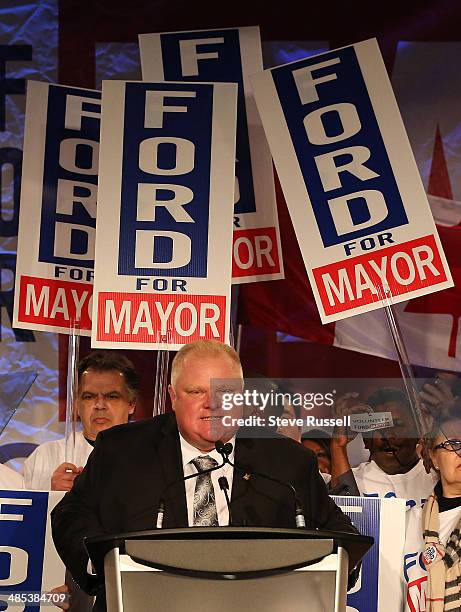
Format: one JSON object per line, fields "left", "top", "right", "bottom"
{"left": 404, "top": 263, "right": 461, "bottom": 358}
{"left": 427, "top": 125, "right": 453, "bottom": 200}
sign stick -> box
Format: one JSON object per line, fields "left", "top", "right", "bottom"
{"left": 64, "top": 321, "right": 80, "bottom": 463}
{"left": 377, "top": 285, "right": 426, "bottom": 437}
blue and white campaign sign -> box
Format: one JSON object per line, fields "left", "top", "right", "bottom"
{"left": 333, "top": 496, "right": 406, "bottom": 612}
{"left": 91, "top": 80, "right": 237, "bottom": 350}
{"left": 251, "top": 39, "right": 453, "bottom": 323}
{"left": 0, "top": 490, "right": 65, "bottom": 612}
{"left": 13, "top": 81, "right": 100, "bottom": 336}
{"left": 139, "top": 26, "right": 284, "bottom": 284}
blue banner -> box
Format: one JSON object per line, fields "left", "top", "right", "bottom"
{"left": 39, "top": 85, "right": 100, "bottom": 268}
{"left": 118, "top": 81, "right": 214, "bottom": 277}
{"left": 0, "top": 491, "right": 48, "bottom": 612}
{"left": 157, "top": 29, "right": 255, "bottom": 216}
{"left": 270, "top": 45, "right": 409, "bottom": 247}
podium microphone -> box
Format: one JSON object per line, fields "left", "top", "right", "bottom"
{"left": 215, "top": 440, "right": 233, "bottom": 462}
{"left": 215, "top": 440, "right": 307, "bottom": 529}
{"left": 218, "top": 476, "right": 233, "bottom": 526}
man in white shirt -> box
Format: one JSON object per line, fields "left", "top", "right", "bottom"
{"left": 23, "top": 351, "right": 139, "bottom": 491}
{"left": 24, "top": 351, "right": 139, "bottom": 611}
{"left": 0, "top": 462, "right": 23, "bottom": 489}
{"left": 330, "top": 388, "right": 437, "bottom": 508}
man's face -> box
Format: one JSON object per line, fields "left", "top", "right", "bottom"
{"left": 365, "top": 400, "right": 419, "bottom": 475}
{"left": 168, "top": 353, "right": 243, "bottom": 452}
{"left": 77, "top": 369, "right": 135, "bottom": 440}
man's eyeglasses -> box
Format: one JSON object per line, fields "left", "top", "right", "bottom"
{"left": 433, "top": 439, "right": 461, "bottom": 452}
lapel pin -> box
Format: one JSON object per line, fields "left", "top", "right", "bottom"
{"left": 243, "top": 473, "right": 251, "bottom": 481}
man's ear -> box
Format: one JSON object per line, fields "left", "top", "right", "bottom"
{"left": 168, "top": 384, "right": 176, "bottom": 410}
{"left": 128, "top": 400, "right": 136, "bottom": 415}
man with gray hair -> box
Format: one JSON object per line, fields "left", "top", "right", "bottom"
{"left": 52, "top": 340, "right": 358, "bottom": 609}
{"left": 23, "top": 351, "right": 139, "bottom": 490}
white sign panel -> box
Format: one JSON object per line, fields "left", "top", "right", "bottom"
{"left": 334, "top": 496, "right": 406, "bottom": 612}
{"left": 13, "top": 81, "right": 100, "bottom": 336}
{"left": 92, "top": 80, "right": 237, "bottom": 350}
{"left": 139, "top": 26, "right": 284, "bottom": 283}
{"left": 251, "top": 39, "right": 453, "bottom": 323}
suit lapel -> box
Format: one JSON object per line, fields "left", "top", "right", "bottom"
{"left": 154, "top": 415, "right": 188, "bottom": 528}
{"left": 230, "top": 437, "right": 262, "bottom": 526}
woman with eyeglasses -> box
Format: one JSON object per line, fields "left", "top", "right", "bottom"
{"left": 403, "top": 406, "right": 461, "bottom": 612}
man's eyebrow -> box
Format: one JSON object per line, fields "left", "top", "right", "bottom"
{"left": 81, "top": 389, "right": 122, "bottom": 395}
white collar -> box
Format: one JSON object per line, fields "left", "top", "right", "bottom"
{"left": 369, "top": 458, "right": 426, "bottom": 480}
{"left": 179, "top": 432, "right": 236, "bottom": 469}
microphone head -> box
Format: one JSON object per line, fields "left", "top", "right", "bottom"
{"left": 218, "top": 476, "right": 229, "bottom": 491}
{"left": 215, "top": 440, "right": 225, "bottom": 453}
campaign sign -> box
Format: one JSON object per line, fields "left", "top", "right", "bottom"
{"left": 333, "top": 496, "right": 406, "bottom": 612}
{"left": 251, "top": 39, "right": 453, "bottom": 323}
{"left": 0, "top": 490, "right": 65, "bottom": 612}
{"left": 13, "top": 81, "right": 100, "bottom": 335}
{"left": 139, "top": 26, "right": 284, "bottom": 283}
{"left": 92, "top": 81, "right": 237, "bottom": 350}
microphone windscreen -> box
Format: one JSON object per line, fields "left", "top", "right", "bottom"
{"left": 218, "top": 476, "right": 229, "bottom": 491}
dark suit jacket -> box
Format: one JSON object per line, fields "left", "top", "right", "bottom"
{"left": 51, "top": 414, "right": 358, "bottom": 601}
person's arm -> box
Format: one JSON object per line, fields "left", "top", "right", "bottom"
{"left": 330, "top": 440, "right": 353, "bottom": 488}
{"left": 330, "top": 392, "right": 368, "bottom": 491}
{"left": 297, "top": 445, "right": 358, "bottom": 535}
{"left": 420, "top": 376, "right": 456, "bottom": 419}
{"left": 330, "top": 470, "right": 360, "bottom": 496}
{"left": 51, "top": 438, "right": 106, "bottom": 594}
{"left": 51, "top": 463, "right": 83, "bottom": 491}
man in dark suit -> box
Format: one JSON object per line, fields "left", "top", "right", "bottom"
{"left": 51, "top": 340, "right": 358, "bottom": 607}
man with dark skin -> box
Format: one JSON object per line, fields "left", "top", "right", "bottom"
{"left": 330, "top": 388, "right": 438, "bottom": 506}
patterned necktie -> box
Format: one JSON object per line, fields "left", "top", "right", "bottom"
{"left": 191, "top": 455, "right": 218, "bottom": 526}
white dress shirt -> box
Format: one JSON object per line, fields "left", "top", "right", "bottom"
{"left": 179, "top": 433, "right": 235, "bottom": 526}
{"left": 0, "top": 463, "right": 24, "bottom": 489}
{"left": 22, "top": 431, "right": 93, "bottom": 490}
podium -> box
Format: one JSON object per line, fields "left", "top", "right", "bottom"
{"left": 85, "top": 528, "right": 373, "bottom": 612}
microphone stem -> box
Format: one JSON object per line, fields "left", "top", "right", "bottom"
{"left": 221, "top": 452, "right": 308, "bottom": 529}
{"left": 156, "top": 500, "right": 165, "bottom": 529}
{"left": 225, "top": 489, "right": 233, "bottom": 526}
